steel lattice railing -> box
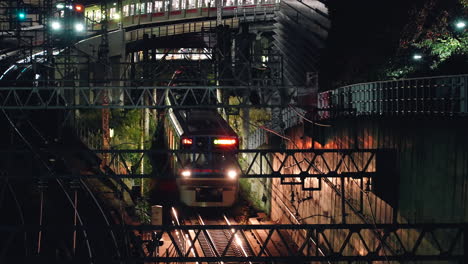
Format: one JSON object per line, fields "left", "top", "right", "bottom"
{"left": 0, "top": 85, "right": 300, "bottom": 109}
{"left": 2, "top": 223, "right": 464, "bottom": 263}
{"left": 0, "top": 149, "right": 379, "bottom": 191}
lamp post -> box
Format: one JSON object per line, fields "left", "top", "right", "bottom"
{"left": 455, "top": 20, "right": 466, "bottom": 30}
{"left": 412, "top": 54, "right": 423, "bottom": 61}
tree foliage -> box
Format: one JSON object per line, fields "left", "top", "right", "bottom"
{"left": 388, "top": 0, "right": 468, "bottom": 78}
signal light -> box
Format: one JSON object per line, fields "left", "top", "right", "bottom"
{"left": 74, "top": 4, "right": 84, "bottom": 12}
{"left": 17, "top": 11, "right": 26, "bottom": 20}
{"left": 213, "top": 138, "right": 237, "bottom": 146}
{"left": 56, "top": 3, "right": 65, "bottom": 9}
{"left": 182, "top": 138, "right": 193, "bottom": 145}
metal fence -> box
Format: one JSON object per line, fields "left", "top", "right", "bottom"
{"left": 318, "top": 74, "right": 468, "bottom": 117}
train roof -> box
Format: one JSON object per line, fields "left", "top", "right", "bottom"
{"left": 177, "top": 109, "right": 237, "bottom": 136}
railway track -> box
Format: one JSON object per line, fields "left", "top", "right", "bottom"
{"left": 171, "top": 208, "right": 255, "bottom": 263}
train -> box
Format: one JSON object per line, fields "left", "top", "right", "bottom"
{"left": 83, "top": 0, "right": 279, "bottom": 30}
{"left": 49, "top": 1, "right": 86, "bottom": 35}
{"left": 165, "top": 102, "right": 240, "bottom": 207}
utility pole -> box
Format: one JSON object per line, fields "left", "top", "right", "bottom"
{"left": 216, "top": 0, "right": 222, "bottom": 25}
{"left": 98, "top": 1, "right": 111, "bottom": 167}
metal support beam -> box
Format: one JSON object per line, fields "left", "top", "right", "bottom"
{"left": 0, "top": 223, "right": 463, "bottom": 263}
{"left": 1, "top": 149, "right": 380, "bottom": 191}
{"left": 0, "top": 85, "right": 303, "bottom": 109}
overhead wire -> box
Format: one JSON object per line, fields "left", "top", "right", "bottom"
{"left": 1, "top": 108, "right": 95, "bottom": 261}
{"left": 288, "top": 104, "right": 332, "bottom": 127}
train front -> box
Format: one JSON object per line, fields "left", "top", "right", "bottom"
{"left": 176, "top": 134, "right": 240, "bottom": 207}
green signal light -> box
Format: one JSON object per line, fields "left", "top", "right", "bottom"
{"left": 18, "top": 11, "right": 26, "bottom": 20}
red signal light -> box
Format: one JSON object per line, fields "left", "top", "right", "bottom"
{"left": 74, "top": 4, "right": 84, "bottom": 12}
{"left": 182, "top": 138, "right": 193, "bottom": 145}
{"left": 213, "top": 138, "right": 237, "bottom": 146}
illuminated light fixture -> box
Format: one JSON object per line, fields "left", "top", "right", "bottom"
{"left": 181, "top": 170, "right": 191, "bottom": 177}
{"left": 413, "top": 54, "right": 422, "bottom": 60}
{"left": 214, "top": 138, "right": 237, "bottom": 145}
{"left": 113, "top": 13, "right": 121, "bottom": 20}
{"left": 182, "top": 138, "right": 193, "bottom": 145}
{"left": 227, "top": 170, "right": 237, "bottom": 179}
{"left": 56, "top": 3, "right": 64, "bottom": 9}
{"left": 455, "top": 21, "right": 466, "bottom": 29}
{"left": 74, "top": 4, "right": 84, "bottom": 12}
{"left": 74, "top": 22, "right": 85, "bottom": 32}
{"left": 51, "top": 21, "right": 61, "bottom": 30}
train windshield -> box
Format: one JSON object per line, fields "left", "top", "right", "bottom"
{"left": 181, "top": 153, "right": 235, "bottom": 168}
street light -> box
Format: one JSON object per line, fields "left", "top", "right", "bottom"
{"left": 455, "top": 20, "right": 466, "bottom": 29}
{"left": 413, "top": 54, "right": 423, "bottom": 60}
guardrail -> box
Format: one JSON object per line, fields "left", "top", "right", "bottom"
{"left": 318, "top": 74, "right": 468, "bottom": 118}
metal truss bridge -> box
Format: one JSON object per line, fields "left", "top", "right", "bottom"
{"left": 1, "top": 223, "right": 465, "bottom": 263}
{"left": 0, "top": 85, "right": 302, "bottom": 109}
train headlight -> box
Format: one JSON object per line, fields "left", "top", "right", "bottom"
{"left": 227, "top": 170, "right": 237, "bottom": 180}
{"left": 181, "top": 170, "right": 191, "bottom": 178}
{"left": 74, "top": 23, "right": 85, "bottom": 32}
{"left": 51, "top": 21, "right": 61, "bottom": 31}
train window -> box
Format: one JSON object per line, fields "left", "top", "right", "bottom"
{"left": 154, "top": 1, "right": 163, "bottom": 12}
{"left": 188, "top": 0, "right": 196, "bottom": 8}
{"left": 130, "top": 4, "right": 135, "bottom": 15}
{"left": 171, "top": 0, "right": 180, "bottom": 11}
{"left": 147, "top": 2, "right": 153, "bottom": 13}
{"left": 95, "top": 10, "right": 101, "bottom": 21}
{"left": 201, "top": 0, "right": 209, "bottom": 8}
{"left": 123, "top": 5, "right": 129, "bottom": 16}
{"left": 190, "top": 153, "right": 208, "bottom": 166}
{"left": 136, "top": 3, "right": 141, "bottom": 14}
{"left": 245, "top": 0, "right": 254, "bottom": 5}
{"left": 181, "top": 0, "right": 186, "bottom": 10}
{"left": 109, "top": 7, "right": 116, "bottom": 18}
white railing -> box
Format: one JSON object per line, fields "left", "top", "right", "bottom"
{"left": 318, "top": 74, "right": 468, "bottom": 118}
